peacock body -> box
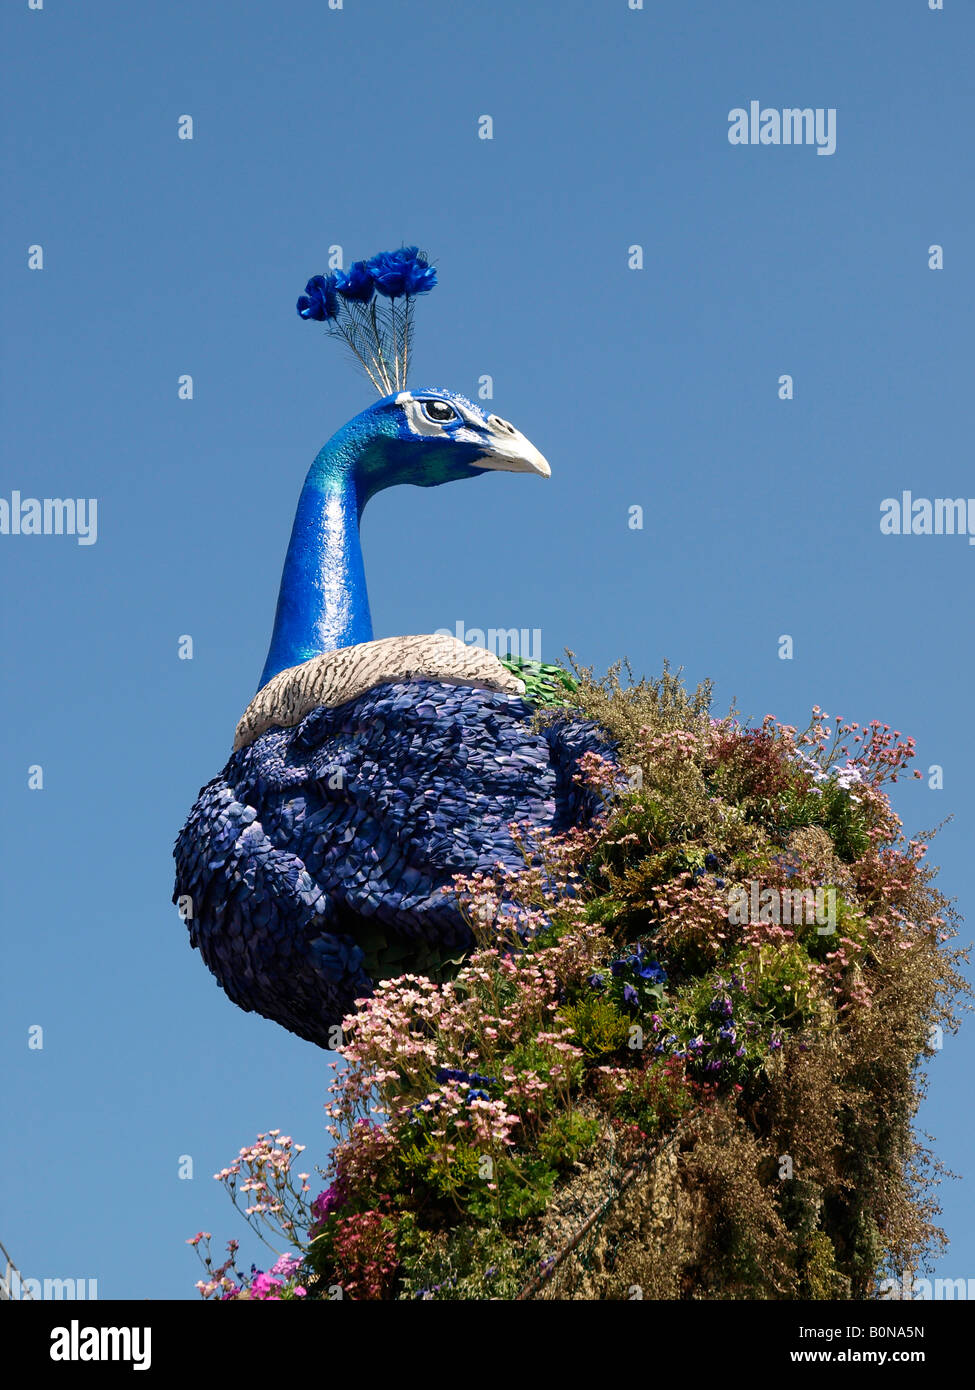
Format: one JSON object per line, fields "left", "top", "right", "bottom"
{"left": 173, "top": 251, "right": 615, "bottom": 1047}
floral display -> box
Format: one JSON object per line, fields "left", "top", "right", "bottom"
{"left": 191, "top": 664, "right": 968, "bottom": 1300}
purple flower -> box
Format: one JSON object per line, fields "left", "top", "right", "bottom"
{"left": 297, "top": 273, "right": 339, "bottom": 321}
{"left": 310, "top": 1179, "right": 348, "bottom": 1230}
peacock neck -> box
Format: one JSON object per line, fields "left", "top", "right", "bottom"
{"left": 258, "top": 441, "right": 375, "bottom": 690}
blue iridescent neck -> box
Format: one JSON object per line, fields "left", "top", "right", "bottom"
{"left": 258, "top": 415, "right": 390, "bottom": 689}
{"left": 257, "top": 391, "right": 498, "bottom": 691}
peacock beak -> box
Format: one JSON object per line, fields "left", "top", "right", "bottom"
{"left": 475, "top": 414, "right": 552, "bottom": 478}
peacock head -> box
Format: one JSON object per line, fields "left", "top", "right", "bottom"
{"left": 297, "top": 249, "right": 551, "bottom": 498}
{"left": 327, "top": 386, "right": 551, "bottom": 501}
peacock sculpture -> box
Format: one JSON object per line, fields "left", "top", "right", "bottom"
{"left": 174, "top": 249, "right": 616, "bottom": 1048}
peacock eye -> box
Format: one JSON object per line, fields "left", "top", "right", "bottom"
{"left": 421, "top": 399, "right": 458, "bottom": 424}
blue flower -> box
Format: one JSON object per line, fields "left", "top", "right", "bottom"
{"left": 466, "top": 1089, "right": 490, "bottom": 1104}
{"left": 718, "top": 1025, "right": 737, "bottom": 1044}
{"left": 637, "top": 960, "right": 666, "bottom": 984}
{"left": 436, "top": 1066, "right": 496, "bottom": 1089}
{"left": 622, "top": 984, "right": 639, "bottom": 1009}
{"left": 587, "top": 972, "right": 605, "bottom": 990}
{"left": 335, "top": 261, "right": 376, "bottom": 303}
{"left": 367, "top": 246, "right": 437, "bottom": 298}
{"left": 297, "top": 274, "right": 339, "bottom": 321}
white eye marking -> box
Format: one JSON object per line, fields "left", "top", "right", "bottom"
{"left": 402, "top": 398, "right": 447, "bottom": 437}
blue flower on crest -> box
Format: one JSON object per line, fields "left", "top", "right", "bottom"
{"left": 297, "top": 274, "right": 339, "bottom": 321}
{"left": 367, "top": 246, "right": 437, "bottom": 298}
{"left": 335, "top": 261, "right": 376, "bottom": 303}
{"left": 295, "top": 246, "right": 439, "bottom": 394}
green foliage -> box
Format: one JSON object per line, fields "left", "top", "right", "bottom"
{"left": 812, "top": 782, "right": 873, "bottom": 862}
{"left": 605, "top": 1056, "right": 698, "bottom": 1139}
{"left": 464, "top": 1156, "right": 558, "bottom": 1225}
{"left": 500, "top": 654, "right": 577, "bottom": 708}
{"left": 537, "top": 1111, "right": 602, "bottom": 1170}
{"left": 395, "top": 1134, "right": 485, "bottom": 1206}
{"left": 561, "top": 994, "right": 630, "bottom": 1059}
{"left": 800, "top": 1231, "right": 850, "bottom": 1300}
{"left": 506, "top": 1037, "right": 584, "bottom": 1102}
{"left": 395, "top": 1215, "right": 539, "bottom": 1300}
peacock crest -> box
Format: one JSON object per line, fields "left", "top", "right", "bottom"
{"left": 296, "top": 246, "right": 437, "bottom": 395}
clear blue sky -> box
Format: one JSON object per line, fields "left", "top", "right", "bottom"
{"left": 2, "top": 0, "right": 972, "bottom": 1299}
